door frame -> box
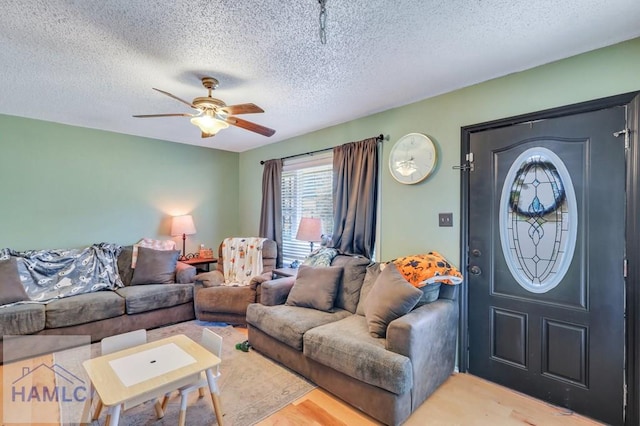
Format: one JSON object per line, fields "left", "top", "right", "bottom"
{"left": 458, "top": 91, "right": 640, "bottom": 425}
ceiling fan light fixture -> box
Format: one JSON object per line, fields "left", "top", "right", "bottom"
{"left": 190, "top": 113, "right": 229, "bottom": 135}
{"left": 134, "top": 76, "right": 275, "bottom": 137}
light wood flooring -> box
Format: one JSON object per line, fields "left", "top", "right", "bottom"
{"left": 258, "top": 374, "right": 603, "bottom": 426}
{"left": 0, "top": 329, "right": 604, "bottom": 425}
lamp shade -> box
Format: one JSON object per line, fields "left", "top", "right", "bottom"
{"left": 171, "top": 215, "right": 196, "bottom": 236}
{"left": 296, "top": 217, "right": 323, "bottom": 242}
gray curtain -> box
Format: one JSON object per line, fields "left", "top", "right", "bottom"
{"left": 259, "top": 159, "right": 283, "bottom": 267}
{"left": 331, "top": 137, "right": 379, "bottom": 259}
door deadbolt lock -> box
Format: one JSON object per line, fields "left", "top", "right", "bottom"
{"left": 469, "top": 265, "right": 482, "bottom": 275}
{"left": 471, "top": 249, "right": 481, "bottom": 257}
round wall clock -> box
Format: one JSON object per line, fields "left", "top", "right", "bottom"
{"left": 389, "top": 133, "right": 438, "bottom": 184}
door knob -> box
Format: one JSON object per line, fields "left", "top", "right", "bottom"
{"left": 470, "top": 265, "right": 482, "bottom": 275}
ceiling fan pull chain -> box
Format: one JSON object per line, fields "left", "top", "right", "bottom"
{"left": 318, "top": 0, "right": 327, "bottom": 45}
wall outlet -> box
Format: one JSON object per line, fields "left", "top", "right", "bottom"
{"left": 439, "top": 213, "right": 453, "bottom": 227}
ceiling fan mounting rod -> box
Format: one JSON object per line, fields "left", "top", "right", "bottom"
{"left": 201, "top": 77, "right": 219, "bottom": 98}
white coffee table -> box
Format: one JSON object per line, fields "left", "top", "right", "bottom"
{"left": 83, "top": 334, "right": 223, "bottom": 425}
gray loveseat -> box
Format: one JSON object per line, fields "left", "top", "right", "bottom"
{"left": 0, "top": 245, "right": 197, "bottom": 362}
{"left": 246, "top": 254, "right": 459, "bottom": 426}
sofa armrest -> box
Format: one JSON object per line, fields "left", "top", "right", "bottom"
{"left": 249, "top": 271, "right": 273, "bottom": 290}
{"left": 386, "top": 299, "right": 459, "bottom": 411}
{"left": 260, "top": 277, "right": 296, "bottom": 306}
{"left": 176, "top": 262, "right": 197, "bottom": 283}
{"left": 194, "top": 270, "right": 225, "bottom": 288}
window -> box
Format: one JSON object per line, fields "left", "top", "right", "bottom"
{"left": 281, "top": 153, "right": 333, "bottom": 266}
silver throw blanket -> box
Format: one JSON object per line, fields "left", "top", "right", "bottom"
{"left": 0, "top": 243, "right": 123, "bottom": 303}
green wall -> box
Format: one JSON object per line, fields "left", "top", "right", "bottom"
{"left": 0, "top": 115, "right": 240, "bottom": 252}
{"left": 239, "top": 38, "right": 640, "bottom": 264}
{"left": 2, "top": 38, "right": 638, "bottom": 259}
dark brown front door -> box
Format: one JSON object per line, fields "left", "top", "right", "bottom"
{"left": 466, "top": 106, "right": 627, "bottom": 425}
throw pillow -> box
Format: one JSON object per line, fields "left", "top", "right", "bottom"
{"left": 0, "top": 257, "right": 30, "bottom": 305}
{"left": 285, "top": 265, "right": 343, "bottom": 312}
{"left": 302, "top": 247, "right": 339, "bottom": 267}
{"left": 131, "top": 238, "right": 177, "bottom": 268}
{"left": 393, "top": 251, "right": 463, "bottom": 287}
{"left": 364, "top": 263, "right": 422, "bottom": 338}
{"left": 415, "top": 282, "right": 441, "bottom": 307}
{"left": 117, "top": 246, "right": 135, "bottom": 286}
{"left": 130, "top": 247, "right": 180, "bottom": 285}
{"left": 355, "top": 262, "right": 385, "bottom": 316}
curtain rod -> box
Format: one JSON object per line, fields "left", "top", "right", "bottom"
{"left": 260, "top": 134, "right": 389, "bottom": 165}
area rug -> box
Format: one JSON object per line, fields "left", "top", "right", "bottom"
{"left": 54, "top": 320, "right": 315, "bottom": 425}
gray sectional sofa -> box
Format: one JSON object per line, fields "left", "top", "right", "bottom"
{"left": 246, "top": 254, "right": 459, "bottom": 426}
{"left": 0, "top": 245, "right": 197, "bottom": 362}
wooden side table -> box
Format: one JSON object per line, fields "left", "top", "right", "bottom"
{"left": 181, "top": 257, "right": 218, "bottom": 272}
{"left": 272, "top": 267, "right": 298, "bottom": 279}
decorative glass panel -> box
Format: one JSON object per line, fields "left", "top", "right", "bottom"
{"left": 499, "top": 147, "right": 577, "bottom": 293}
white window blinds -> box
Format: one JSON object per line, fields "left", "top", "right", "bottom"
{"left": 281, "top": 153, "right": 333, "bottom": 266}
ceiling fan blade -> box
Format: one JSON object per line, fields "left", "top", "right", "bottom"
{"left": 152, "top": 88, "right": 197, "bottom": 109}
{"left": 221, "top": 103, "right": 264, "bottom": 115}
{"left": 225, "top": 116, "right": 275, "bottom": 137}
{"left": 132, "top": 113, "right": 194, "bottom": 118}
{"left": 201, "top": 132, "right": 215, "bottom": 138}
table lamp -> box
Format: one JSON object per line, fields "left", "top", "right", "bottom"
{"left": 171, "top": 214, "right": 196, "bottom": 261}
{"left": 296, "top": 217, "right": 323, "bottom": 252}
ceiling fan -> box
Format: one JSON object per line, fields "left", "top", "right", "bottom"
{"left": 133, "top": 77, "right": 275, "bottom": 138}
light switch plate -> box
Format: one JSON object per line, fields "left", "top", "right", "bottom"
{"left": 439, "top": 213, "right": 453, "bottom": 227}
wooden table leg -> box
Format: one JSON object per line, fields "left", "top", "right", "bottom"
{"left": 179, "top": 408, "right": 187, "bottom": 426}
{"left": 154, "top": 399, "right": 165, "bottom": 418}
{"left": 92, "top": 399, "right": 103, "bottom": 421}
{"left": 206, "top": 369, "right": 224, "bottom": 426}
{"left": 211, "top": 393, "right": 224, "bottom": 426}
{"left": 79, "top": 394, "right": 93, "bottom": 425}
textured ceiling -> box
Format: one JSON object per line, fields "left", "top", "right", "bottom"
{"left": 1, "top": 1, "right": 639, "bottom": 152}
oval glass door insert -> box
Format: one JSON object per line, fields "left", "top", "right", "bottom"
{"left": 499, "top": 147, "right": 577, "bottom": 293}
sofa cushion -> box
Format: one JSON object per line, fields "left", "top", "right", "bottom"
{"left": 285, "top": 265, "right": 343, "bottom": 312}
{"left": 246, "top": 303, "right": 351, "bottom": 350}
{"left": 196, "top": 285, "right": 255, "bottom": 315}
{"left": 304, "top": 315, "right": 413, "bottom": 395}
{"left": 116, "top": 284, "right": 193, "bottom": 314}
{"left": 45, "top": 291, "right": 125, "bottom": 328}
{"left": 331, "top": 255, "right": 370, "bottom": 314}
{"left": 0, "top": 257, "right": 29, "bottom": 305}
{"left": 130, "top": 247, "right": 180, "bottom": 285}
{"left": 364, "top": 264, "right": 422, "bottom": 338}
{"left": 0, "top": 304, "right": 45, "bottom": 335}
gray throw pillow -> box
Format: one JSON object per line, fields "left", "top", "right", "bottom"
{"left": 356, "top": 262, "right": 384, "bottom": 316}
{"left": 117, "top": 246, "right": 135, "bottom": 286}
{"left": 0, "top": 257, "right": 29, "bottom": 305}
{"left": 416, "top": 282, "right": 441, "bottom": 307}
{"left": 364, "top": 263, "right": 422, "bottom": 338}
{"left": 285, "top": 265, "right": 343, "bottom": 312}
{"left": 130, "top": 246, "right": 180, "bottom": 285}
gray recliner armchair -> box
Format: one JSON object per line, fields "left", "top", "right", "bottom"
{"left": 194, "top": 238, "right": 277, "bottom": 325}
